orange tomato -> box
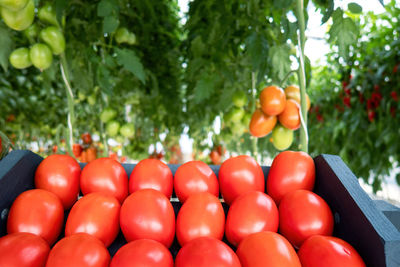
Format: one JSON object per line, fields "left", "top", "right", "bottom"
{"left": 284, "top": 85, "right": 310, "bottom": 111}
{"left": 86, "top": 147, "right": 97, "bottom": 162}
{"left": 278, "top": 99, "right": 301, "bottom": 130}
{"left": 249, "top": 109, "right": 277, "bottom": 137}
{"left": 260, "top": 86, "right": 286, "bottom": 116}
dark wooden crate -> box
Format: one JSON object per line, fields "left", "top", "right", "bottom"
{"left": 0, "top": 150, "right": 399, "bottom": 266}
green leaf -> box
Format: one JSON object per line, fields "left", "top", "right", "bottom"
{"left": 97, "top": 0, "right": 118, "bottom": 17}
{"left": 97, "top": 64, "right": 113, "bottom": 95}
{"left": 268, "top": 44, "right": 292, "bottom": 81}
{"left": 103, "top": 15, "right": 119, "bottom": 34}
{"left": 245, "top": 32, "right": 268, "bottom": 72}
{"left": 0, "top": 26, "right": 13, "bottom": 72}
{"left": 273, "top": 0, "right": 294, "bottom": 8}
{"left": 115, "top": 48, "right": 146, "bottom": 84}
{"left": 348, "top": 3, "right": 362, "bottom": 14}
{"left": 328, "top": 9, "right": 359, "bottom": 58}
{"left": 321, "top": 1, "right": 335, "bottom": 24}
{"left": 55, "top": 0, "right": 67, "bottom": 25}
{"left": 193, "top": 73, "right": 218, "bottom": 103}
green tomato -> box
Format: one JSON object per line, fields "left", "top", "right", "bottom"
{"left": 115, "top": 27, "right": 130, "bottom": 44}
{"left": 40, "top": 26, "right": 66, "bottom": 55}
{"left": 29, "top": 43, "right": 53, "bottom": 71}
{"left": 230, "top": 122, "right": 246, "bottom": 136}
{"left": 232, "top": 90, "right": 247, "bottom": 108}
{"left": 241, "top": 112, "right": 252, "bottom": 127}
{"left": 106, "top": 120, "right": 120, "bottom": 137}
{"left": 9, "top": 47, "right": 31, "bottom": 69}
{"left": 0, "top": 0, "right": 28, "bottom": 11}
{"left": 100, "top": 108, "right": 117, "bottom": 123}
{"left": 1, "top": 0, "right": 34, "bottom": 31}
{"left": 226, "top": 107, "right": 245, "bottom": 123}
{"left": 38, "top": 3, "right": 58, "bottom": 26}
{"left": 120, "top": 123, "right": 135, "bottom": 138}
{"left": 23, "top": 23, "right": 39, "bottom": 42}
{"left": 272, "top": 124, "right": 293, "bottom": 151}
{"left": 87, "top": 94, "right": 96, "bottom": 106}
{"left": 127, "top": 32, "right": 136, "bottom": 45}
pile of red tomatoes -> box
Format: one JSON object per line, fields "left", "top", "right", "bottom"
{"left": 0, "top": 151, "right": 366, "bottom": 266}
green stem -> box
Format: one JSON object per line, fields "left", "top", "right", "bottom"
{"left": 60, "top": 53, "right": 75, "bottom": 157}
{"left": 280, "top": 70, "right": 297, "bottom": 88}
{"left": 99, "top": 120, "right": 109, "bottom": 157}
{"left": 251, "top": 72, "right": 258, "bottom": 160}
{"left": 296, "top": 0, "right": 308, "bottom": 153}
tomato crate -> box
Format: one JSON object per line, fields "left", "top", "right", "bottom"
{"left": 0, "top": 150, "right": 399, "bottom": 266}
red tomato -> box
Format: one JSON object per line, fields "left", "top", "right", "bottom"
{"left": 80, "top": 157, "right": 128, "bottom": 203}
{"left": 209, "top": 150, "right": 221, "bottom": 165}
{"left": 110, "top": 239, "right": 173, "bottom": 267}
{"left": 236, "top": 231, "right": 301, "bottom": 267}
{"left": 174, "top": 161, "right": 219, "bottom": 203}
{"left": 46, "top": 233, "right": 110, "bottom": 267}
{"left": 219, "top": 155, "right": 264, "bottom": 205}
{"left": 249, "top": 108, "right": 277, "bottom": 137}
{"left": 72, "top": 144, "right": 83, "bottom": 158}
{"left": 176, "top": 192, "right": 225, "bottom": 246}
{"left": 175, "top": 237, "right": 241, "bottom": 267}
{"left": 0, "top": 232, "right": 50, "bottom": 267}
{"left": 225, "top": 191, "right": 278, "bottom": 246}
{"left": 278, "top": 99, "right": 301, "bottom": 130}
{"left": 65, "top": 192, "right": 120, "bottom": 247}
{"left": 81, "top": 132, "right": 93, "bottom": 144}
{"left": 7, "top": 189, "right": 64, "bottom": 245}
{"left": 298, "top": 235, "right": 366, "bottom": 267}
{"left": 266, "top": 150, "right": 315, "bottom": 204}
{"left": 120, "top": 189, "right": 175, "bottom": 247}
{"left": 279, "top": 190, "right": 334, "bottom": 248}
{"left": 260, "top": 85, "right": 287, "bottom": 116}
{"left": 129, "top": 158, "right": 173, "bottom": 198}
{"left": 35, "top": 154, "right": 81, "bottom": 210}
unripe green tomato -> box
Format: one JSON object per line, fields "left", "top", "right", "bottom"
{"left": 40, "top": 26, "right": 66, "bottom": 55}
{"left": 87, "top": 94, "right": 96, "bottom": 106}
{"left": 230, "top": 122, "right": 246, "bottom": 135}
{"left": 23, "top": 23, "right": 39, "bottom": 42}
{"left": 242, "top": 112, "right": 252, "bottom": 127}
{"left": 115, "top": 27, "right": 130, "bottom": 44}
{"left": 127, "top": 32, "right": 136, "bottom": 45}
{"left": 120, "top": 123, "right": 135, "bottom": 138}
{"left": 106, "top": 120, "right": 120, "bottom": 137}
{"left": 1, "top": 0, "right": 34, "bottom": 31}
{"left": 0, "top": 0, "right": 28, "bottom": 11}
{"left": 29, "top": 43, "right": 53, "bottom": 71}
{"left": 232, "top": 90, "right": 247, "bottom": 108}
{"left": 272, "top": 124, "right": 293, "bottom": 151}
{"left": 100, "top": 108, "right": 117, "bottom": 123}
{"left": 38, "top": 3, "right": 58, "bottom": 26}
{"left": 226, "top": 107, "right": 245, "bottom": 123}
{"left": 9, "top": 47, "right": 31, "bottom": 69}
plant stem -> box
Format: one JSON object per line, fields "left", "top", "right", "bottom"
{"left": 60, "top": 53, "right": 75, "bottom": 157}
{"left": 296, "top": 0, "right": 308, "bottom": 153}
{"left": 251, "top": 72, "right": 258, "bottom": 160}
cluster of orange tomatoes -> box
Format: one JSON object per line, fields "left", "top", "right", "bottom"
{"left": 0, "top": 150, "right": 366, "bottom": 266}
{"left": 249, "top": 85, "right": 310, "bottom": 150}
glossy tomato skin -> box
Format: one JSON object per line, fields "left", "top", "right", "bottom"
{"left": 176, "top": 192, "right": 225, "bottom": 246}
{"left": 46, "top": 233, "right": 110, "bottom": 267}
{"left": 175, "top": 237, "right": 241, "bottom": 267}
{"left": 279, "top": 190, "right": 334, "bottom": 248}
{"left": 225, "top": 191, "right": 278, "bottom": 246}
{"left": 110, "top": 239, "right": 173, "bottom": 267}
{"left": 129, "top": 158, "right": 173, "bottom": 198}
{"left": 0, "top": 232, "right": 50, "bottom": 267}
{"left": 7, "top": 189, "right": 64, "bottom": 245}
{"left": 120, "top": 189, "right": 175, "bottom": 247}
{"left": 219, "top": 155, "right": 264, "bottom": 205}
{"left": 298, "top": 235, "right": 366, "bottom": 267}
{"left": 249, "top": 108, "right": 277, "bottom": 138}
{"left": 278, "top": 99, "right": 300, "bottom": 130}
{"left": 35, "top": 154, "right": 81, "bottom": 210}
{"left": 65, "top": 192, "right": 120, "bottom": 247}
{"left": 80, "top": 157, "right": 128, "bottom": 203}
{"left": 174, "top": 161, "right": 219, "bottom": 203}
{"left": 260, "top": 85, "right": 286, "bottom": 116}
{"left": 236, "top": 231, "right": 301, "bottom": 267}
{"left": 266, "top": 150, "right": 315, "bottom": 204}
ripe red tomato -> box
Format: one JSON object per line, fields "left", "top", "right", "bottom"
{"left": 7, "top": 189, "right": 64, "bottom": 245}
{"left": 225, "top": 191, "right": 278, "bottom": 246}
{"left": 80, "top": 157, "right": 128, "bottom": 203}
{"left": 266, "top": 150, "right": 315, "bottom": 204}
{"left": 129, "top": 158, "right": 173, "bottom": 198}
{"left": 219, "top": 155, "right": 264, "bottom": 205}
{"left": 34, "top": 154, "right": 81, "bottom": 210}
{"left": 249, "top": 108, "right": 277, "bottom": 137}
{"left": 174, "top": 161, "right": 219, "bottom": 203}
{"left": 298, "top": 235, "right": 366, "bottom": 267}
{"left": 279, "top": 190, "right": 334, "bottom": 248}
{"left": 72, "top": 144, "right": 83, "bottom": 158}
{"left": 175, "top": 237, "right": 241, "bottom": 267}
{"left": 81, "top": 132, "right": 92, "bottom": 144}
{"left": 278, "top": 99, "right": 301, "bottom": 130}
{"left": 236, "top": 231, "right": 301, "bottom": 267}
{"left": 209, "top": 150, "right": 221, "bottom": 165}
{"left": 65, "top": 192, "right": 120, "bottom": 247}
{"left": 110, "top": 239, "right": 173, "bottom": 267}
{"left": 46, "top": 233, "right": 110, "bottom": 267}
{"left": 260, "top": 85, "right": 286, "bottom": 116}
{"left": 176, "top": 192, "right": 225, "bottom": 246}
{"left": 120, "top": 189, "right": 175, "bottom": 247}
{"left": 0, "top": 232, "right": 50, "bottom": 267}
